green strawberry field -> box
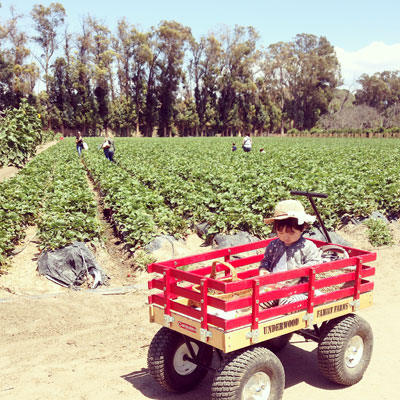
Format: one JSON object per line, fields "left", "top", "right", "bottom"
{"left": 1, "top": 136, "right": 400, "bottom": 266}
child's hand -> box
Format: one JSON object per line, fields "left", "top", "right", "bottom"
{"left": 259, "top": 269, "right": 269, "bottom": 276}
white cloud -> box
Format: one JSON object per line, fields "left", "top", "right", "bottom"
{"left": 335, "top": 42, "right": 400, "bottom": 89}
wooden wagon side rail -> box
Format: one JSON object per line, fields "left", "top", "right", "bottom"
{"left": 148, "top": 240, "right": 376, "bottom": 349}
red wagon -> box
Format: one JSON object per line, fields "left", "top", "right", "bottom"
{"left": 147, "top": 192, "right": 377, "bottom": 399}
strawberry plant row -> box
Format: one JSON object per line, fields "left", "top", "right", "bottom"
{"left": 0, "top": 140, "right": 101, "bottom": 266}
{"left": 114, "top": 139, "right": 270, "bottom": 237}
{"left": 82, "top": 144, "right": 187, "bottom": 248}
{"left": 111, "top": 137, "right": 400, "bottom": 236}
{"left": 36, "top": 142, "right": 101, "bottom": 249}
{"left": 3, "top": 136, "right": 398, "bottom": 268}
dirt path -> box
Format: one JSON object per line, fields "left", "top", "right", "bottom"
{"left": 1, "top": 243, "right": 399, "bottom": 400}
{"left": 1, "top": 145, "right": 399, "bottom": 399}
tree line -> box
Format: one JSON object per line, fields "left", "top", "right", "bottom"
{"left": 1, "top": 2, "right": 400, "bottom": 137}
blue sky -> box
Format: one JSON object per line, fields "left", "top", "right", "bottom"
{"left": 3, "top": 0, "right": 400, "bottom": 88}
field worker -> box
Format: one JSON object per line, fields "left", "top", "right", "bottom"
{"left": 242, "top": 134, "right": 252, "bottom": 152}
{"left": 99, "top": 135, "right": 115, "bottom": 162}
{"left": 259, "top": 199, "right": 322, "bottom": 308}
{"left": 76, "top": 131, "right": 84, "bottom": 156}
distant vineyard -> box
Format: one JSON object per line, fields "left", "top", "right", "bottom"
{"left": 1, "top": 136, "right": 400, "bottom": 266}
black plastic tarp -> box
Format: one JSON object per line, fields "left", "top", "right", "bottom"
{"left": 38, "top": 242, "right": 108, "bottom": 289}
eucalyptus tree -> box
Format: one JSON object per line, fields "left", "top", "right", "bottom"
{"left": 261, "top": 41, "right": 291, "bottom": 134}
{"left": 291, "top": 34, "right": 341, "bottom": 129}
{"left": 0, "top": 10, "right": 17, "bottom": 108}
{"left": 355, "top": 71, "right": 400, "bottom": 113}
{"left": 5, "top": 7, "right": 39, "bottom": 98}
{"left": 46, "top": 30, "right": 77, "bottom": 133}
{"left": 30, "top": 2, "right": 66, "bottom": 94}
{"left": 217, "top": 25, "right": 260, "bottom": 136}
{"left": 87, "top": 16, "right": 115, "bottom": 133}
{"left": 0, "top": 5, "right": 38, "bottom": 108}
{"left": 48, "top": 57, "right": 69, "bottom": 130}
{"left": 0, "top": 53, "right": 14, "bottom": 109}
{"left": 113, "top": 19, "right": 151, "bottom": 135}
{"left": 254, "top": 76, "right": 282, "bottom": 134}
{"left": 264, "top": 34, "right": 341, "bottom": 131}
{"left": 189, "top": 34, "right": 223, "bottom": 135}
{"left": 73, "top": 19, "right": 97, "bottom": 134}
{"left": 175, "top": 94, "right": 199, "bottom": 136}
{"left": 155, "top": 20, "right": 193, "bottom": 137}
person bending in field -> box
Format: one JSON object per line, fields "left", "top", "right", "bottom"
{"left": 259, "top": 199, "right": 322, "bottom": 309}
{"left": 99, "top": 135, "right": 115, "bottom": 162}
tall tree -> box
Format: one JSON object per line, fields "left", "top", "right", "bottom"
{"left": 48, "top": 56, "right": 68, "bottom": 130}
{"left": 0, "top": 5, "right": 39, "bottom": 108}
{"left": 217, "top": 25, "right": 260, "bottom": 136}
{"left": 113, "top": 19, "right": 151, "bottom": 135}
{"left": 264, "top": 34, "right": 341, "bottom": 131}
{"left": 156, "top": 20, "right": 192, "bottom": 137}
{"left": 73, "top": 19, "right": 96, "bottom": 134}
{"left": 6, "top": 7, "right": 39, "bottom": 97}
{"left": 189, "top": 34, "right": 222, "bottom": 135}
{"left": 0, "top": 52, "right": 14, "bottom": 109}
{"left": 261, "top": 41, "right": 291, "bottom": 134}
{"left": 355, "top": 71, "right": 400, "bottom": 112}
{"left": 30, "top": 2, "right": 66, "bottom": 93}
{"left": 87, "top": 16, "right": 114, "bottom": 133}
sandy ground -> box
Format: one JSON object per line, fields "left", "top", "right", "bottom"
{"left": 1, "top": 145, "right": 400, "bottom": 399}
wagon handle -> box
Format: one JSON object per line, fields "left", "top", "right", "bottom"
{"left": 211, "top": 261, "right": 238, "bottom": 281}
{"left": 290, "top": 190, "right": 331, "bottom": 243}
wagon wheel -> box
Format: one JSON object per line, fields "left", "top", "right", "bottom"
{"left": 320, "top": 244, "right": 349, "bottom": 261}
{"left": 263, "top": 333, "right": 293, "bottom": 353}
{"left": 147, "top": 327, "right": 214, "bottom": 393}
{"left": 318, "top": 314, "right": 373, "bottom": 385}
{"left": 211, "top": 347, "right": 285, "bottom": 400}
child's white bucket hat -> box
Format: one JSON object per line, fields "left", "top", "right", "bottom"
{"left": 264, "top": 199, "right": 316, "bottom": 225}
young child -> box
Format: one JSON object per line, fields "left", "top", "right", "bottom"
{"left": 232, "top": 142, "right": 237, "bottom": 151}
{"left": 259, "top": 199, "right": 322, "bottom": 308}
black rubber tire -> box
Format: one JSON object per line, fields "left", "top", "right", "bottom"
{"left": 211, "top": 346, "right": 285, "bottom": 400}
{"left": 318, "top": 314, "right": 373, "bottom": 385}
{"left": 147, "top": 327, "right": 214, "bottom": 393}
{"left": 264, "top": 333, "right": 293, "bottom": 353}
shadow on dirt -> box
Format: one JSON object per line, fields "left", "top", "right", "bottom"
{"left": 121, "top": 337, "right": 346, "bottom": 399}
{"left": 121, "top": 367, "right": 215, "bottom": 399}
{"left": 279, "top": 339, "right": 345, "bottom": 391}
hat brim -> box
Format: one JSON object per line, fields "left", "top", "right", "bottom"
{"left": 264, "top": 213, "right": 316, "bottom": 225}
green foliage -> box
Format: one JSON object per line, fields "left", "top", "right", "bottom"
{"left": 85, "top": 136, "right": 399, "bottom": 244}
{"left": 2, "top": 136, "right": 400, "bottom": 266}
{"left": 0, "top": 139, "right": 101, "bottom": 266}
{"left": 133, "top": 249, "right": 156, "bottom": 272}
{"left": 83, "top": 141, "right": 187, "bottom": 248}
{"left": 0, "top": 99, "right": 44, "bottom": 167}
{"left": 365, "top": 218, "right": 393, "bottom": 247}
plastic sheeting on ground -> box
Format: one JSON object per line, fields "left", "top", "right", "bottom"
{"left": 38, "top": 242, "right": 108, "bottom": 289}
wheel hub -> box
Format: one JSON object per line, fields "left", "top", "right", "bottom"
{"left": 345, "top": 335, "right": 364, "bottom": 368}
{"left": 242, "top": 371, "right": 271, "bottom": 399}
{"left": 173, "top": 342, "right": 199, "bottom": 375}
